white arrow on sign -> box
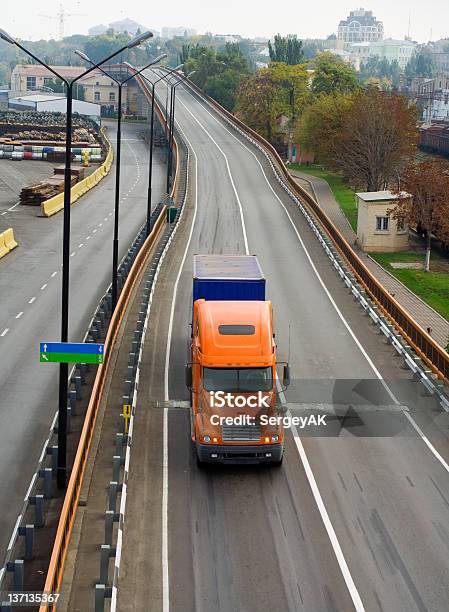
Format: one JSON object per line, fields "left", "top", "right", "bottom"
{"left": 44, "top": 343, "right": 47, "bottom": 352}
{"left": 42, "top": 354, "right": 48, "bottom": 361}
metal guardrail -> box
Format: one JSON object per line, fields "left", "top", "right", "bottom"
{"left": 37, "top": 84, "right": 180, "bottom": 611}
{"left": 184, "top": 79, "right": 449, "bottom": 384}
{"left": 96, "top": 121, "right": 190, "bottom": 612}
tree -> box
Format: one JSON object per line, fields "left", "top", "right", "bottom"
{"left": 311, "top": 52, "right": 360, "bottom": 95}
{"left": 184, "top": 43, "right": 250, "bottom": 110}
{"left": 236, "top": 63, "right": 309, "bottom": 144}
{"left": 405, "top": 50, "right": 434, "bottom": 78}
{"left": 331, "top": 89, "right": 418, "bottom": 191}
{"left": 390, "top": 159, "right": 449, "bottom": 271}
{"left": 296, "top": 92, "right": 355, "bottom": 164}
{"left": 268, "top": 34, "right": 304, "bottom": 65}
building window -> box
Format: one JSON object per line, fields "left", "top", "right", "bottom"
{"left": 26, "top": 76, "right": 36, "bottom": 89}
{"left": 109, "top": 92, "right": 115, "bottom": 102}
{"left": 94, "top": 91, "right": 100, "bottom": 102}
{"left": 376, "top": 216, "right": 389, "bottom": 231}
{"left": 43, "top": 77, "right": 53, "bottom": 87}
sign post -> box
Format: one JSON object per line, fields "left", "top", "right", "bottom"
{"left": 40, "top": 342, "right": 105, "bottom": 364}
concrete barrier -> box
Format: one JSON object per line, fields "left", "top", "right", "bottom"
{"left": 41, "top": 128, "right": 114, "bottom": 218}
{"left": 0, "top": 228, "right": 18, "bottom": 259}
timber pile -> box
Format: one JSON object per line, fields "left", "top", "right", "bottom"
{"left": 20, "top": 165, "right": 84, "bottom": 206}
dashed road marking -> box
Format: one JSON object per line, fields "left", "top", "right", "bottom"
{"left": 78, "top": 243, "right": 84, "bottom": 248}
{"left": 15, "top": 312, "right": 23, "bottom": 319}
{"left": 40, "top": 284, "right": 47, "bottom": 291}
{"left": 1, "top": 328, "right": 9, "bottom": 337}
{"left": 51, "top": 271, "right": 58, "bottom": 278}
{"left": 28, "top": 297, "right": 36, "bottom": 304}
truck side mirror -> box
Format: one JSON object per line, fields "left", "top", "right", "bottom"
{"left": 283, "top": 364, "right": 290, "bottom": 388}
{"left": 185, "top": 364, "right": 192, "bottom": 388}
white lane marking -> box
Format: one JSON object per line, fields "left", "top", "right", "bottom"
{"left": 193, "top": 91, "right": 449, "bottom": 472}
{"left": 78, "top": 243, "right": 84, "bottom": 249}
{"left": 51, "top": 271, "right": 58, "bottom": 278}
{"left": 175, "top": 97, "right": 249, "bottom": 255}
{"left": 176, "top": 89, "right": 369, "bottom": 608}
{"left": 86, "top": 235, "right": 91, "bottom": 240}
{"left": 70, "top": 252, "right": 75, "bottom": 257}
{"left": 8, "top": 202, "right": 20, "bottom": 211}
{"left": 40, "top": 284, "right": 47, "bottom": 291}
{"left": 15, "top": 312, "right": 23, "bottom": 319}
{"left": 1, "top": 211, "right": 6, "bottom": 216}
{"left": 1, "top": 328, "right": 9, "bottom": 337}
{"left": 93, "top": 229, "right": 97, "bottom": 234}
{"left": 104, "top": 217, "right": 108, "bottom": 222}
{"left": 99, "top": 223, "right": 103, "bottom": 228}
{"left": 163, "top": 126, "right": 198, "bottom": 612}
{"left": 28, "top": 297, "right": 36, "bottom": 304}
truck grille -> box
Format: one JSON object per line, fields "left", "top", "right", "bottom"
{"left": 222, "top": 424, "right": 262, "bottom": 442}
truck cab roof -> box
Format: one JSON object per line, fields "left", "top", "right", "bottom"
{"left": 196, "top": 300, "right": 274, "bottom": 366}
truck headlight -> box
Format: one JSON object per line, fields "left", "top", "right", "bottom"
{"left": 203, "top": 435, "right": 211, "bottom": 443}
{"left": 272, "top": 435, "right": 279, "bottom": 442}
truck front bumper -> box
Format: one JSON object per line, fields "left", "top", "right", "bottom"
{"left": 196, "top": 442, "right": 283, "bottom": 465}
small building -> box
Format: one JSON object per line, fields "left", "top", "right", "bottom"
{"left": 356, "top": 190, "right": 409, "bottom": 252}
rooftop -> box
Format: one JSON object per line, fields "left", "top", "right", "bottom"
{"left": 356, "top": 190, "right": 406, "bottom": 202}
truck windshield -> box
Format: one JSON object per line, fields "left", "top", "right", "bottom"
{"left": 203, "top": 367, "right": 273, "bottom": 392}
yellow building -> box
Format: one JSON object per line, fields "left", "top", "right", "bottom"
{"left": 10, "top": 64, "right": 141, "bottom": 116}
{"left": 356, "top": 191, "right": 409, "bottom": 252}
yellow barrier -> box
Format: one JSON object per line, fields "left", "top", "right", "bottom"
{"left": 0, "top": 227, "right": 18, "bottom": 259}
{"left": 41, "top": 127, "right": 114, "bottom": 217}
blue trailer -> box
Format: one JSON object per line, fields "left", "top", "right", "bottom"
{"left": 192, "top": 254, "right": 265, "bottom": 303}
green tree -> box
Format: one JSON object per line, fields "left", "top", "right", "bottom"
{"left": 83, "top": 32, "right": 132, "bottom": 64}
{"left": 268, "top": 34, "right": 304, "bottom": 65}
{"left": 185, "top": 43, "right": 249, "bottom": 110}
{"left": 311, "top": 52, "right": 360, "bottom": 95}
{"left": 405, "top": 50, "right": 434, "bottom": 78}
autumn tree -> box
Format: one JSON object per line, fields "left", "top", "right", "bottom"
{"left": 235, "top": 63, "right": 309, "bottom": 144}
{"left": 390, "top": 159, "right": 449, "bottom": 271}
{"left": 295, "top": 92, "right": 355, "bottom": 165}
{"left": 331, "top": 89, "right": 418, "bottom": 191}
{"left": 311, "top": 52, "right": 360, "bottom": 95}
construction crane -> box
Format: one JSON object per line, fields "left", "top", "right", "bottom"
{"left": 39, "top": 1, "right": 87, "bottom": 41}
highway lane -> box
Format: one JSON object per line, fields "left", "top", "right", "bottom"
{"left": 118, "top": 79, "right": 449, "bottom": 612}
{"left": 0, "top": 121, "right": 167, "bottom": 558}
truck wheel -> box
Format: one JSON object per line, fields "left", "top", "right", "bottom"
{"left": 196, "top": 455, "right": 205, "bottom": 469}
{"left": 272, "top": 455, "right": 283, "bottom": 467}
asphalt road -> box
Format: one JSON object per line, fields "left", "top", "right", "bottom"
{"left": 117, "top": 80, "right": 449, "bottom": 612}
{"left": 0, "top": 120, "right": 167, "bottom": 559}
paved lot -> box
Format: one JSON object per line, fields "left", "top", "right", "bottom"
{"left": 0, "top": 159, "right": 55, "bottom": 226}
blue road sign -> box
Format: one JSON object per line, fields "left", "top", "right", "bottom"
{"left": 40, "top": 342, "right": 104, "bottom": 355}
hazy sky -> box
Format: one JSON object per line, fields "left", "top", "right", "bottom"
{"left": 3, "top": 0, "right": 449, "bottom": 43}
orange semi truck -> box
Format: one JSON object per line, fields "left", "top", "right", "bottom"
{"left": 185, "top": 255, "right": 290, "bottom": 466}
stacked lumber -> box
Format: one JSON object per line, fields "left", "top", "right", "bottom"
{"left": 20, "top": 170, "right": 78, "bottom": 206}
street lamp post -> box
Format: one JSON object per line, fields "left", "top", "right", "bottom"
{"left": 132, "top": 65, "right": 184, "bottom": 236}
{"left": 0, "top": 27, "right": 153, "bottom": 489}
{"left": 75, "top": 54, "right": 166, "bottom": 310}
{"left": 166, "top": 71, "right": 195, "bottom": 194}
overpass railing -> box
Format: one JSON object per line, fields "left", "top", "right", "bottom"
{"left": 183, "top": 79, "right": 449, "bottom": 383}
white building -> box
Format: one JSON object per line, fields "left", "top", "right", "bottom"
{"left": 338, "top": 8, "right": 384, "bottom": 49}
{"left": 349, "top": 38, "right": 416, "bottom": 70}
{"left": 8, "top": 94, "right": 101, "bottom": 122}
